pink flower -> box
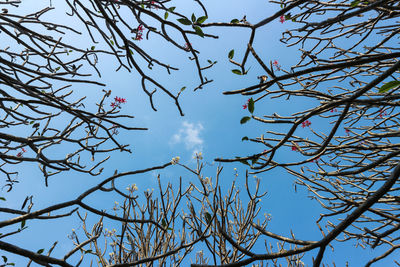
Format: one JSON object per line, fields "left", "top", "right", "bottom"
{"left": 243, "top": 104, "right": 247, "bottom": 109}
{"left": 137, "top": 25, "right": 144, "bottom": 32}
{"left": 184, "top": 43, "right": 191, "bottom": 51}
{"left": 330, "top": 108, "right": 337, "bottom": 112}
{"left": 114, "top": 97, "right": 127, "bottom": 103}
{"left": 110, "top": 102, "right": 116, "bottom": 108}
{"left": 301, "top": 120, "right": 311, "bottom": 128}
{"left": 291, "top": 145, "right": 297, "bottom": 151}
{"left": 151, "top": 1, "right": 158, "bottom": 9}
{"left": 272, "top": 60, "right": 281, "bottom": 71}
{"left": 279, "top": 15, "right": 285, "bottom": 23}
{"left": 135, "top": 33, "right": 143, "bottom": 41}
{"left": 21, "top": 148, "right": 27, "bottom": 153}
{"left": 345, "top": 129, "right": 350, "bottom": 135}
{"left": 379, "top": 109, "right": 387, "bottom": 118}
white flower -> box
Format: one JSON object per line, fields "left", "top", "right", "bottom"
{"left": 171, "top": 156, "right": 180, "bottom": 165}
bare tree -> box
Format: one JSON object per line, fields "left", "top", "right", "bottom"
{"left": 212, "top": 0, "right": 400, "bottom": 265}
{"left": 0, "top": 0, "right": 213, "bottom": 189}
{"left": 2, "top": 0, "right": 400, "bottom": 266}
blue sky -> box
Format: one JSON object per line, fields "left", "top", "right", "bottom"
{"left": 1, "top": 0, "right": 398, "bottom": 266}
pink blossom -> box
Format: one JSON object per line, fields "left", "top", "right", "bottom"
{"left": 279, "top": 15, "right": 285, "bottom": 23}
{"left": 379, "top": 109, "right": 387, "bottom": 118}
{"left": 16, "top": 152, "right": 22, "bottom": 157}
{"left": 21, "top": 148, "right": 27, "bottom": 153}
{"left": 272, "top": 60, "right": 281, "bottom": 71}
{"left": 184, "top": 43, "right": 191, "bottom": 51}
{"left": 114, "top": 97, "right": 127, "bottom": 103}
{"left": 291, "top": 145, "right": 297, "bottom": 151}
{"left": 301, "top": 120, "right": 311, "bottom": 128}
{"left": 151, "top": 1, "right": 158, "bottom": 9}
{"left": 135, "top": 33, "right": 143, "bottom": 41}
{"left": 330, "top": 108, "right": 337, "bottom": 112}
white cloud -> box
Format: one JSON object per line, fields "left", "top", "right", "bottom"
{"left": 171, "top": 121, "right": 204, "bottom": 155}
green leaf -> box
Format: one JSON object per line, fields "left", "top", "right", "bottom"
{"left": 180, "top": 86, "right": 186, "bottom": 92}
{"left": 207, "top": 59, "right": 212, "bottom": 64}
{"left": 168, "top": 7, "right": 176, "bottom": 12}
{"left": 230, "top": 19, "right": 239, "bottom": 24}
{"left": 284, "top": 14, "right": 291, "bottom": 20}
{"left": 204, "top": 212, "right": 211, "bottom": 223}
{"left": 240, "top": 116, "right": 251, "bottom": 124}
{"left": 164, "top": 12, "right": 169, "bottom": 20}
{"left": 21, "top": 220, "right": 26, "bottom": 228}
{"left": 228, "top": 49, "right": 234, "bottom": 59}
{"left": 197, "top": 16, "right": 207, "bottom": 24}
{"left": 191, "top": 13, "right": 196, "bottom": 23}
{"left": 30, "top": 121, "right": 34, "bottom": 124}
{"left": 241, "top": 136, "right": 249, "bottom": 141}
{"left": 194, "top": 26, "right": 204, "bottom": 37}
{"left": 379, "top": 81, "right": 400, "bottom": 93}
{"left": 232, "top": 69, "right": 242, "bottom": 75}
{"left": 177, "top": 17, "right": 192, "bottom": 25}
{"left": 2, "top": 256, "right": 7, "bottom": 263}
{"left": 55, "top": 67, "right": 60, "bottom": 71}
{"left": 0, "top": 197, "right": 5, "bottom": 201}
{"left": 129, "top": 49, "right": 133, "bottom": 55}
{"left": 91, "top": 46, "right": 95, "bottom": 50}
{"left": 110, "top": 40, "right": 114, "bottom": 46}
{"left": 162, "top": 218, "right": 167, "bottom": 227}
{"left": 37, "top": 249, "right": 44, "bottom": 254}
{"left": 350, "top": 0, "right": 360, "bottom": 7}
{"left": 248, "top": 98, "right": 255, "bottom": 114}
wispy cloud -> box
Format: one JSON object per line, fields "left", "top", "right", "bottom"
{"left": 171, "top": 121, "right": 204, "bottom": 155}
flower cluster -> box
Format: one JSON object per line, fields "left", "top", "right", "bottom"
{"left": 171, "top": 156, "right": 180, "bottom": 165}
{"left": 16, "top": 147, "right": 27, "bottom": 158}
{"left": 184, "top": 42, "right": 191, "bottom": 51}
{"left": 242, "top": 98, "right": 251, "bottom": 109}
{"left": 135, "top": 25, "right": 144, "bottom": 41}
{"left": 126, "top": 184, "right": 138, "bottom": 193}
{"left": 379, "top": 109, "right": 387, "bottom": 118}
{"left": 273, "top": 60, "right": 281, "bottom": 71}
{"left": 110, "top": 96, "right": 127, "bottom": 108}
{"left": 279, "top": 15, "right": 285, "bottom": 23}
{"left": 150, "top": 1, "right": 158, "bottom": 9}
{"left": 301, "top": 120, "right": 311, "bottom": 128}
